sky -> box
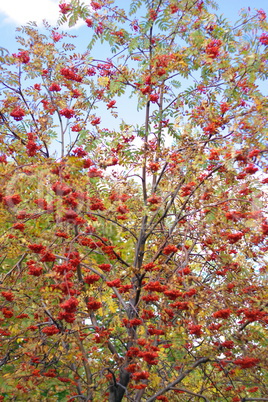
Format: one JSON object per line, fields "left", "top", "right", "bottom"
{"left": 0, "top": 0, "right": 267, "bottom": 27}
{"left": 0, "top": 0, "right": 59, "bottom": 26}
{"left": 0, "top": 0, "right": 267, "bottom": 52}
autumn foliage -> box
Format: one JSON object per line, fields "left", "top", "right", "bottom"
{"left": 0, "top": 0, "right": 268, "bottom": 401}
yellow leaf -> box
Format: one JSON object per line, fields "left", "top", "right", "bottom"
{"left": 106, "top": 299, "right": 117, "bottom": 314}
{"left": 97, "top": 76, "right": 110, "bottom": 87}
{"left": 150, "top": 373, "right": 161, "bottom": 388}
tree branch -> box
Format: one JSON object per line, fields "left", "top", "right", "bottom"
{"left": 170, "top": 387, "right": 209, "bottom": 401}
{"left": 146, "top": 357, "right": 210, "bottom": 402}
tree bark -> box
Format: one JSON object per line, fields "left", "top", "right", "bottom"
{"left": 109, "top": 368, "right": 130, "bottom": 402}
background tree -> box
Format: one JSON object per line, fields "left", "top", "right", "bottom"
{"left": 0, "top": 1, "right": 268, "bottom": 401}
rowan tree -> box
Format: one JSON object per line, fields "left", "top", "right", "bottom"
{"left": 0, "top": 1, "right": 268, "bottom": 401}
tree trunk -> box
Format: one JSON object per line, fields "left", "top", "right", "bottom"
{"left": 109, "top": 369, "right": 130, "bottom": 402}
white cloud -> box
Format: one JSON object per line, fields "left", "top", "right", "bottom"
{"left": 0, "top": 0, "right": 61, "bottom": 26}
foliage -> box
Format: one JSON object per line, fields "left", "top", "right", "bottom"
{"left": 0, "top": 1, "right": 268, "bottom": 401}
